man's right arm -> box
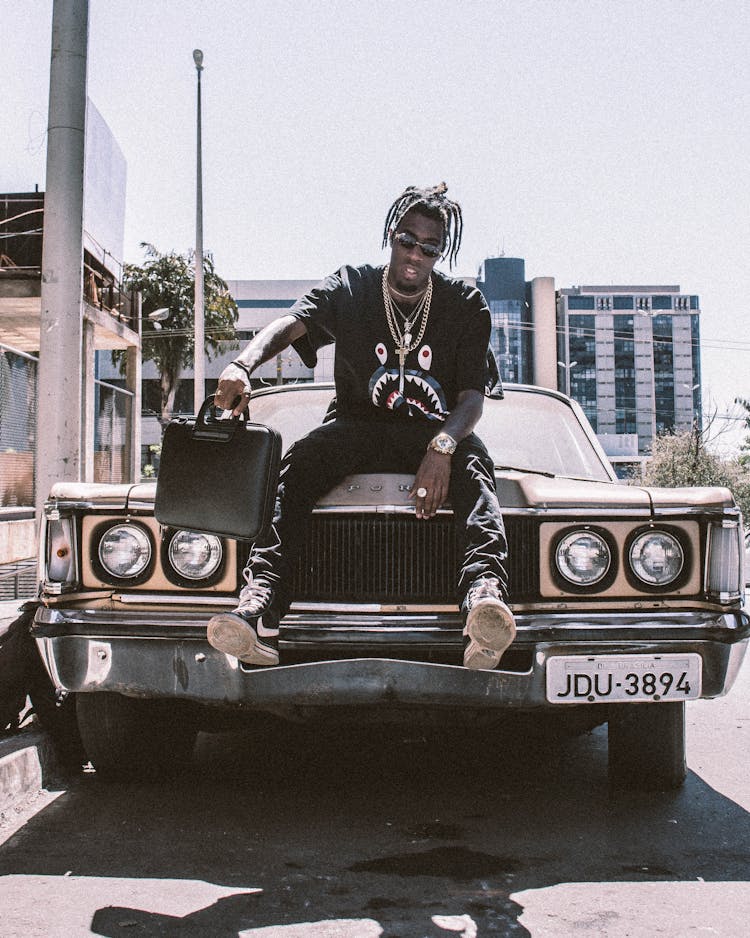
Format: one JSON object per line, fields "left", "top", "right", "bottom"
{"left": 215, "top": 314, "right": 308, "bottom": 415}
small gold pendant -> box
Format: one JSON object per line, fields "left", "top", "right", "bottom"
{"left": 397, "top": 345, "right": 408, "bottom": 394}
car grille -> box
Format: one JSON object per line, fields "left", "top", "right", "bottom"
{"left": 275, "top": 513, "right": 539, "bottom": 604}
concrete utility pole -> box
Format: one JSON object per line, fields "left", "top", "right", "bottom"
{"left": 36, "top": 0, "right": 89, "bottom": 518}
{"left": 193, "top": 49, "right": 205, "bottom": 415}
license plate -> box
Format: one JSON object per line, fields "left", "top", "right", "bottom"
{"left": 546, "top": 654, "right": 702, "bottom": 704}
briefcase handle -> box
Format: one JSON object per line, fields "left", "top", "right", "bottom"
{"left": 192, "top": 395, "right": 247, "bottom": 442}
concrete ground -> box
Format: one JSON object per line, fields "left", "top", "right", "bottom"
{"left": 0, "top": 597, "right": 26, "bottom": 630}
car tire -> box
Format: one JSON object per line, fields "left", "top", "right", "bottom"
{"left": 608, "top": 701, "right": 687, "bottom": 791}
{"left": 75, "top": 692, "right": 198, "bottom": 780}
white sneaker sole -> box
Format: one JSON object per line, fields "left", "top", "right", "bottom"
{"left": 463, "top": 600, "right": 516, "bottom": 670}
{"left": 206, "top": 612, "right": 279, "bottom": 666}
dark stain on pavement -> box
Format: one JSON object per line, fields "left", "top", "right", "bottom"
{"left": 349, "top": 845, "right": 525, "bottom": 879}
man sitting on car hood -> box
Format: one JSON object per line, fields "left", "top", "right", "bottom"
{"left": 207, "top": 182, "right": 515, "bottom": 671}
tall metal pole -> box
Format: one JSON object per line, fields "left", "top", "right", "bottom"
{"left": 193, "top": 49, "right": 205, "bottom": 415}
{"left": 36, "top": 0, "right": 89, "bottom": 518}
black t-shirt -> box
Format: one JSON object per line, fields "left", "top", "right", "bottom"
{"left": 290, "top": 265, "right": 492, "bottom": 422}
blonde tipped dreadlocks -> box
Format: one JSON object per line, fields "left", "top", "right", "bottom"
{"left": 382, "top": 182, "right": 464, "bottom": 269}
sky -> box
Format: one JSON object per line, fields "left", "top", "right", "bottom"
{"left": 4, "top": 0, "right": 750, "bottom": 449}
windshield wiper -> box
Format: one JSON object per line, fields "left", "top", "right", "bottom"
{"left": 495, "top": 465, "right": 557, "bottom": 478}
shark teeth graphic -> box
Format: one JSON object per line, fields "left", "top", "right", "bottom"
{"left": 383, "top": 392, "right": 432, "bottom": 416}
{"left": 404, "top": 397, "right": 433, "bottom": 416}
{"left": 372, "top": 370, "right": 443, "bottom": 413}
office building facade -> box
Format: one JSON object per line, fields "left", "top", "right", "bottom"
{"left": 476, "top": 257, "right": 558, "bottom": 392}
{"left": 557, "top": 285, "right": 701, "bottom": 471}
{"left": 475, "top": 259, "right": 702, "bottom": 474}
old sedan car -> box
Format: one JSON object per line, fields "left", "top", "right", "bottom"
{"left": 32, "top": 383, "right": 749, "bottom": 788}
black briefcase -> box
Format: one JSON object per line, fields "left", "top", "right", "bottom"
{"left": 154, "top": 397, "right": 282, "bottom": 541}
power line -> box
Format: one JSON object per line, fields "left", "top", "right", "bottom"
{"left": 491, "top": 318, "right": 750, "bottom": 353}
{"left": 0, "top": 228, "right": 43, "bottom": 239}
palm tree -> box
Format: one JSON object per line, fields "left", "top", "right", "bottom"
{"left": 123, "top": 243, "right": 238, "bottom": 426}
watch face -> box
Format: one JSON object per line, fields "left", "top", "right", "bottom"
{"left": 432, "top": 433, "right": 456, "bottom": 454}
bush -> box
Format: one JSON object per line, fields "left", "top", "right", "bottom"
{"left": 631, "top": 428, "right": 750, "bottom": 519}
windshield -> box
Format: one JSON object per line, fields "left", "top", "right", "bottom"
{"left": 249, "top": 385, "right": 614, "bottom": 483}
{"left": 475, "top": 389, "right": 613, "bottom": 481}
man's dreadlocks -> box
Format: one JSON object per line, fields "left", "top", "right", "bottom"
{"left": 381, "top": 182, "right": 464, "bottom": 269}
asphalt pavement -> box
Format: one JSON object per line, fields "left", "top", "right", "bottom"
{"left": 1, "top": 671, "right": 749, "bottom": 937}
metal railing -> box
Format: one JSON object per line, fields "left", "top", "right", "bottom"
{"left": 83, "top": 250, "right": 136, "bottom": 328}
{"left": 0, "top": 558, "right": 37, "bottom": 602}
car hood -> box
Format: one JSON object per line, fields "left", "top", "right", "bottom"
{"left": 495, "top": 473, "right": 735, "bottom": 512}
{"left": 47, "top": 474, "right": 736, "bottom": 515}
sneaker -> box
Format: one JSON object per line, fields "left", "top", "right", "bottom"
{"left": 461, "top": 577, "right": 516, "bottom": 670}
{"left": 206, "top": 581, "right": 280, "bottom": 666}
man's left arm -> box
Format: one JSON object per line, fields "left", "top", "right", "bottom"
{"left": 410, "top": 389, "right": 484, "bottom": 520}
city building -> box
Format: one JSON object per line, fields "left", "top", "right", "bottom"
{"left": 0, "top": 102, "right": 138, "bottom": 592}
{"left": 476, "top": 256, "right": 557, "bottom": 391}
{"left": 475, "top": 259, "right": 702, "bottom": 476}
{"left": 557, "top": 285, "right": 701, "bottom": 474}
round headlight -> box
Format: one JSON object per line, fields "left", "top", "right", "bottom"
{"left": 556, "top": 530, "right": 611, "bottom": 586}
{"left": 98, "top": 524, "right": 152, "bottom": 579}
{"left": 629, "top": 530, "right": 684, "bottom": 586}
{"left": 168, "top": 530, "right": 223, "bottom": 580}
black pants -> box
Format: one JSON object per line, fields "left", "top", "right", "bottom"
{"left": 244, "top": 417, "right": 509, "bottom": 615}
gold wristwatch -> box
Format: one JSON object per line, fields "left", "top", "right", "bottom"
{"left": 428, "top": 432, "right": 458, "bottom": 455}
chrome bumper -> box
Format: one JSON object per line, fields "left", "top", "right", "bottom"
{"left": 32, "top": 606, "right": 749, "bottom": 712}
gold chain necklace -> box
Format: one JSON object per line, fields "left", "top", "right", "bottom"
{"left": 382, "top": 265, "right": 433, "bottom": 395}
{"left": 388, "top": 280, "right": 427, "bottom": 302}
{"left": 389, "top": 292, "right": 426, "bottom": 336}
{"left": 382, "top": 266, "right": 432, "bottom": 353}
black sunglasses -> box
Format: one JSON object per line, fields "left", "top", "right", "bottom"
{"left": 393, "top": 231, "right": 442, "bottom": 259}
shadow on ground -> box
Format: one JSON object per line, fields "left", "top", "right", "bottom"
{"left": 1, "top": 719, "right": 748, "bottom": 936}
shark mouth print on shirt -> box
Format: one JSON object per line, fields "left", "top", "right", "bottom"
{"left": 368, "top": 342, "right": 448, "bottom": 419}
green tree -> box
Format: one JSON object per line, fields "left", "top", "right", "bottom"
{"left": 631, "top": 425, "right": 750, "bottom": 519}
{"left": 122, "top": 243, "right": 238, "bottom": 426}
{"left": 734, "top": 396, "right": 750, "bottom": 467}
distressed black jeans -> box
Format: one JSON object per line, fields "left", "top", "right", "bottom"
{"left": 243, "top": 416, "right": 509, "bottom": 616}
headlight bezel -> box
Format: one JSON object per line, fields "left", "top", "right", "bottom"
{"left": 626, "top": 525, "right": 689, "bottom": 591}
{"left": 552, "top": 526, "right": 617, "bottom": 592}
{"left": 92, "top": 521, "right": 155, "bottom": 585}
{"left": 162, "top": 528, "right": 226, "bottom": 588}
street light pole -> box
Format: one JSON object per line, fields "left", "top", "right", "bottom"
{"left": 683, "top": 382, "right": 701, "bottom": 427}
{"left": 193, "top": 48, "right": 205, "bottom": 415}
{"left": 557, "top": 360, "right": 578, "bottom": 397}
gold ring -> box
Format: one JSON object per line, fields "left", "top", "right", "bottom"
{"left": 416, "top": 487, "right": 428, "bottom": 499}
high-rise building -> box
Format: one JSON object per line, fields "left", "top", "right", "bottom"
{"left": 476, "top": 257, "right": 532, "bottom": 385}
{"left": 476, "top": 256, "right": 557, "bottom": 392}
{"left": 557, "top": 285, "right": 701, "bottom": 472}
